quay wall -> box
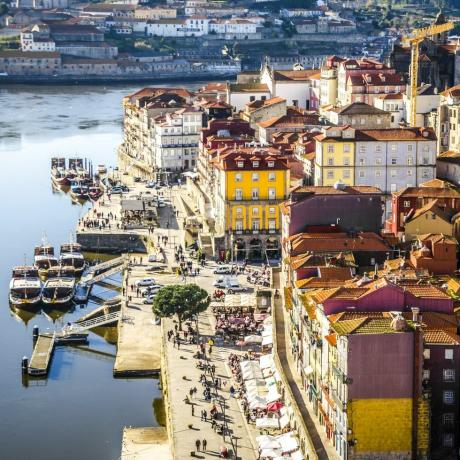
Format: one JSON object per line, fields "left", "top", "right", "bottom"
{"left": 76, "top": 231, "right": 147, "bottom": 254}
{"left": 0, "top": 72, "right": 236, "bottom": 85}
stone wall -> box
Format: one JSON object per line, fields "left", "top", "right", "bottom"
{"left": 77, "top": 231, "right": 148, "bottom": 253}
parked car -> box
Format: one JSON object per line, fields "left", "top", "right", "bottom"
{"left": 143, "top": 293, "right": 158, "bottom": 304}
{"left": 213, "top": 277, "right": 226, "bottom": 288}
{"left": 158, "top": 200, "right": 166, "bottom": 208}
{"left": 226, "top": 281, "right": 247, "bottom": 294}
{"left": 148, "top": 254, "right": 158, "bottom": 263}
{"left": 135, "top": 278, "right": 156, "bottom": 287}
{"left": 146, "top": 181, "right": 156, "bottom": 189}
{"left": 214, "top": 266, "right": 232, "bottom": 275}
{"left": 133, "top": 176, "right": 141, "bottom": 182}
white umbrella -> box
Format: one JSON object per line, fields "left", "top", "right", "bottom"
{"left": 244, "top": 334, "right": 263, "bottom": 344}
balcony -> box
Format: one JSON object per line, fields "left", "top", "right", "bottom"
{"left": 331, "top": 387, "right": 347, "bottom": 412}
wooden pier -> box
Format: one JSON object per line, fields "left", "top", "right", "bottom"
{"left": 28, "top": 333, "right": 55, "bottom": 376}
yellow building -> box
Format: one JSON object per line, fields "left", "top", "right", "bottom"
{"left": 211, "top": 147, "right": 289, "bottom": 260}
{"left": 314, "top": 126, "right": 355, "bottom": 186}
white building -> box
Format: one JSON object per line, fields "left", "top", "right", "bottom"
{"left": 20, "top": 25, "right": 56, "bottom": 52}
{"left": 152, "top": 107, "right": 203, "bottom": 171}
{"left": 209, "top": 18, "right": 259, "bottom": 39}
{"left": 146, "top": 17, "right": 209, "bottom": 37}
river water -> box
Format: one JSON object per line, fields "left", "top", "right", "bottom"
{"left": 0, "top": 83, "right": 205, "bottom": 460}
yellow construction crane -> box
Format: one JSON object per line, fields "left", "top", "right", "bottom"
{"left": 404, "top": 20, "right": 454, "bottom": 126}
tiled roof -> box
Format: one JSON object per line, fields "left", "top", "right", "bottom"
{"left": 332, "top": 102, "right": 388, "bottom": 116}
{"left": 273, "top": 70, "right": 320, "bottom": 81}
{"left": 229, "top": 83, "right": 269, "bottom": 93}
{"left": 318, "top": 266, "right": 353, "bottom": 280}
{"left": 395, "top": 186, "right": 460, "bottom": 198}
{"left": 245, "top": 96, "right": 285, "bottom": 111}
{"left": 377, "top": 93, "right": 403, "bottom": 100}
{"left": 441, "top": 84, "right": 460, "bottom": 97}
{"left": 424, "top": 330, "right": 460, "bottom": 344}
{"left": 354, "top": 127, "right": 436, "bottom": 141}
{"left": 332, "top": 317, "right": 405, "bottom": 335}
{"left": 407, "top": 199, "right": 454, "bottom": 223}
{"left": 437, "top": 150, "right": 460, "bottom": 165}
{"left": 418, "top": 233, "right": 458, "bottom": 245}
{"left": 211, "top": 148, "right": 288, "bottom": 171}
{"left": 291, "top": 185, "right": 382, "bottom": 196}
{"left": 404, "top": 284, "right": 451, "bottom": 299}
{"left": 420, "top": 178, "right": 455, "bottom": 188}
{"left": 258, "top": 113, "right": 319, "bottom": 129}
{"left": 295, "top": 277, "right": 344, "bottom": 289}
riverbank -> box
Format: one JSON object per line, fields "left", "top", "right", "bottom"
{"left": 0, "top": 72, "right": 235, "bottom": 85}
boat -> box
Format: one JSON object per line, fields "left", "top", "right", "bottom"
{"left": 70, "top": 181, "right": 89, "bottom": 201}
{"left": 88, "top": 186, "right": 103, "bottom": 201}
{"left": 34, "top": 242, "right": 58, "bottom": 278}
{"left": 9, "top": 266, "right": 42, "bottom": 306}
{"left": 42, "top": 266, "right": 76, "bottom": 306}
{"left": 60, "top": 241, "right": 86, "bottom": 275}
{"left": 51, "top": 165, "right": 71, "bottom": 187}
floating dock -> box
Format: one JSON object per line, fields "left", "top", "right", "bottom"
{"left": 28, "top": 333, "right": 55, "bottom": 376}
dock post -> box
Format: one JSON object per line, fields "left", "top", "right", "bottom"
{"left": 21, "top": 356, "right": 28, "bottom": 374}
{"left": 33, "top": 325, "right": 39, "bottom": 344}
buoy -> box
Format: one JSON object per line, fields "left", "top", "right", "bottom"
{"left": 33, "top": 325, "right": 39, "bottom": 342}
{"left": 21, "top": 356, "right": 28, "bottom": 374}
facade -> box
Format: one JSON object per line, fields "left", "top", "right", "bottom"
{"left": 240, "top": 96, "right": 287, "bottom": 135}
{"left": 0, "top": 50, "right": 61, "bottom": 75}
{"left": 152, "top": 107, "right": 203, "bottom": 171}
{"left": 211, "top": 149, "right": 289, "bottom": 261}
{"left": 226, "top": 83, "right": 271, "bottom": 112}
{"left": 322, "top": 102, "right": 391, "bottom": 129}
{"left": 374, "top": 93, "right": 404, "bottom": 127}
{"left": 437, "top": 150, "right": 460, "bottom": 186}
{"left": 314, "top": 126, "right": 437, "bottom": 218}
{"left": 146, "top": 17, "right": 210, "bottom": 37}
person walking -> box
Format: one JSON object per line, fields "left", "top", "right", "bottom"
{"left": 195, "top": 439, "right": 201, "bottom": 452}
{"left": 202, "top": 439, "right": 207, "bottom": 451}
{"left": 203, "top": 409, "right": 207, "bottom": 422}
{"left": 191, "top": 404, "right": 195, "bottom": 416}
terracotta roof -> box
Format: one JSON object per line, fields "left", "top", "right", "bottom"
{"left": 331, "top": 317, "right": 400, "bottom": 335}
{"left": 348, "top": 73, "right": 404, "bottom": 86}
{"left": 418, "top": 233, "right": 458, "bottom": 245}
{"left": 0, "top": 50, "right": 61, "bottom": 58}
{"left": 407, "top": 200, "right": 454, "bottom": 223}
{"left": 318, "top": 266, "right": 353, "bottom": 280}
{"left": 273, "top": 69, "right": 321, "bottom": 81}
{"left": 420, "top": 178, "right": 455, "bottom": 188}
{"left": 295, "top": 277, "right": 345, "bottom": 289}
{"left": 258, "top": 113, "right": 319, "bottom": 129}
{"left": 441, "top": 84, "right": 460, "bottom": 98}
{"left": 354, "top": 127, "right": 436, "bottom": 141}
{"left": 229, "top": 83, "right": 269, "bottom": 93}
{"left": 424, "top": 330, "right": 460, "bottom": 344}
{"left": 211, "top": 148, "right": 288, "bottom": 171}
{"left": 331, "top": 102, "right": 388, "bottom": 116}
{"left": 377, "top": 93, "right": 404, "bottom": 100}
{"left": 291, "top": 185, "right": 382, "bottom": 196}
{"left": 437, "top": 150, "right": 460, "bottom": 165}
{"left": 404, "top": 284, "right": 451, "bottom": 299}
{"left": 245, "top": 96, "right": 285, "bottom": 111}
{"left": 289, "top": 232, "right": 389, "bottom": 255}
{"left": 395, "top": 186, "right": 460, "bottom": 199}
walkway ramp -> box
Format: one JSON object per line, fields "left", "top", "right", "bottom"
{"left": 86, "top": 255, "right": 126, "bottom": 276}
{"left": 84, "top": 264, "right": 124, "bottom": 286}
{"left": 63, "top": 311, "right": 121, "bottom": 335}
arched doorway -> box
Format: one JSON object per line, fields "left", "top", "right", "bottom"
{"left": 266, "top": 237, "right": 280, "bottom": 260}
{"left": 248, "top": 238, "right": 262, "bottom": 261}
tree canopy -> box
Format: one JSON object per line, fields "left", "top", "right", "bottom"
{"left": 152, "top": 284, "right": 210, "bottom": 328}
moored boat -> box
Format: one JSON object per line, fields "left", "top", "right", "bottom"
{"left": 42, "top": 266, "right": 76, "bottom": 306}
{"left": 34, "top": 242, "right": 58, "bottom": 278}
{"left": 9, "top": 266, "right": 42, "bottom": 306}
{"left": 70, "top": 181, "right": 89, "bottom": 201}
{"left": 60, "top": 241, "right": 86, "bottom": 275}
{"left": 88, "top": 186, "right": 103, "bottom": 201}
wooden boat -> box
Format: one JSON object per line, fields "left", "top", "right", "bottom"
{"left": 34, "top": 242, "right": 58, "bottom": 278}
{"left": 60, "top": 241, "right": 86, "bottom": 276}
{"left": 42, "top": 266, "right": 76, "bottom": 306}
{"left": 9, "top": 266, "right": 42, "bottom": 306}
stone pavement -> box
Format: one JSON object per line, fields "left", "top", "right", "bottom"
{"left": 121, "top": 427, "right": 172, "bottom": 460}
{"left": 163, "top": 308, "right": 258, "bottom": 460}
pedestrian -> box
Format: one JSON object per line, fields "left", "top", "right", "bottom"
{"left": 191, "top": 404, "right": 195, "bottom": 416}
{"left": 209, "top": 345, "right": 213, "bottom": 355}
{"left": 189, "top": 388, "right": 194, "bottom": 399}
{"left": 195, "top": 439, "right": 201, "bottom": 452}
{"left": 202, "top": 439, "right": 207, "bottom": 451}
{"left": 211, "top": 364, "right": 216, "bottom": 375}
{"left": 201, "top": 409, "right": 205, "bottom": 421}
{"left": 177, "top": 340, "right": 181, "bottom": 350}
{"left": 203, "top": 409, "right": 207, "bottom": 422}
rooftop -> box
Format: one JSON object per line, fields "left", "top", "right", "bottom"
{"left": 330, "top": 102, "right": 388, "bottom": 116}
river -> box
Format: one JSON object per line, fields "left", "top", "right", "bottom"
{"left": 0, "top": 83, "right": 205, "bottom": 460}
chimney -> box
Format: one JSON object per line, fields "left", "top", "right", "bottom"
{"left": 411, "top": 307, "right": 420, "bottom": 323}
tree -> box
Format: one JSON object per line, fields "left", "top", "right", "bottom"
{"left": 152, "top": 284, "right": 210, "bottom": 329}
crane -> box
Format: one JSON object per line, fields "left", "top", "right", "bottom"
{"left": 404, "top": 20, "right": 454, "bottom": 126}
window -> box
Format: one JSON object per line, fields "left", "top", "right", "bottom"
{"left": 235, "top": 220, "right": 243, "bottom": 231}
{"left": 343, "top": 170, "right": 350, "bottom": 179}
{"left": 252, "top": 207, "right": 259, "bottom": 216}
{"left": 446, "top": 349, "right": 454, "bottom": 360}
{"left": 252, "top": 173, "right": 259, "bottom": 182}
{"left": 235, "top": 189, "right": 243, "bottom": 200}
{"left": 343, "top": 157, "right": 350, "bottom": 166}
{"left": 375, "top": 170, "right": 381, "bottom": 177}
{"left": 444, "top": 369, "right": 455, "bottom": 382}
{"left": 269, "top": 207, "right": 275, "bottom": 214}
{"left": 391, "top": 158, "right": 397, "bottom": 165}
{"left": 391, "top": 183, "right": 397, "bottom": 192}
{"left": 359, "top": 158, "right": 365, "bottom": 166}
{"left": 327, "top": 158, "right": 334, "bottom": 166}
{"left": 268, "top": 188, "right": 276, "bottom": 200}
{"left": 404, "top": 200, "right": 411, "bottom": 208}
{"left": 443, "top": 433, "right": 454, "bottom": 447}
{"left": 237, "top": 161, "right": 244, "bottom": 168}
{"left": 359, "top": 171, "right": 365, "bottom": 178}
{"left": 407, "top": 170, "right": 412, "bottom": 176}
{"left": 424, "top": 349, "right": 431, "bottom": 360}
{"left": 359, "top": 145, "right": 366, "bottom": 153}
{"left": 343, "top": 144, "right": 351, "bottom": 153}
{"left": 391, "top": 169, "right": 396, "bottom": 177}
{"left": 268, "top": 219, "right": 276, "bottom": 230}
{"left": 422, "top": 170, "right": 430, "bottom": 179}
{"left": 327, "top": 171, "right": 334, "bottom": 179}
{"left": 250, "top": 96, "right": 255, "bottom": 102}
{"left": 407, "top": 156, "right": 413, "bottom": 165}
{"left": 443, "top": 413, "right": 455, "bottom": 425}
{"left": 252, "top": 220, "right": 260, "bottom": 230}
{"left": 407, "top": 144, "right": 413, "bottom": 152}
{"left": 375, "top": 157, "right": 382, "bottom": 165}
{"left": 267, "top": 161, "right": 274, "bottom": 168}
{"left": 444, "top": 391, "right": 455, "bottom": 404}
{"left": 253, "top": 161, "right": 259, "bottom": 168}
{"left": 327, "top": 145, "right": 334, "bottom": 154}
{"left": 235, "top": 173, "right": 242, "bottom": 182}
{"left": 375, "top": 145, "right": 382, "bottom": 153}
{"left": 268, "top": 172, "right": 276, "bottom": 182}
{"left": 252, "top": 188, "right": 259, "bottom": 200}
{"left": 422, "top": 157, "right": 429, "bottom": 165}
{"left": 422, "top": 369, "right": 430, "bottom": 380}
{"left": 391, "top": 144, "right": 397, "bottom": 152}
